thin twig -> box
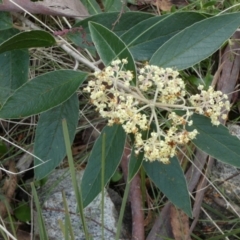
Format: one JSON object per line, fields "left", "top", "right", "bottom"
{"left": 111, "top": 0, "right": 126, "bottom": 31}
{"left": 12, "top": 12, "right": 99, "bottom": 72}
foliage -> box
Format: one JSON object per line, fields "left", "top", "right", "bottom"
{"left": 0, "top": 2, "right": 240, "bottom": 229}
{"left": 81, "top": 124, "right": 126, "bottom": 207}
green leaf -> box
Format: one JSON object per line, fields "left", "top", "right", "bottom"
{"left": 102, "top": 0, "right": 114, "bottom": 11}
{"left": 68, "top": 12, "right": 154, "bottom": 50}
{"left": 187, "top": 74, "right": 212, "bottom": 89}
{"left": 143, "top": 157, "right": 192, "bottom": 217}
{"left": 0, "top": 28, "right": 28, "bottom": 104}
{"left": 0, "top": 140, "right": 7, "bottom": 156}
{"left": 0, "top": 12, "right": 12, "bottom": 30}
{"left": 0, "top": 70, "right": 88, "bottom": 119}
{"left": 0, "top": 30, "right": 56, "bottom": 54}
{"left": 14, "top": 202, "right": 31, "bottom": 222}
{"left": 111, "top": 170, "right": 123, "bottom": 182}
{"left": 187, "top": 113, "right": 240, "bottom": 168}
{"left": 34, "top": 94, "right": 79, "bottom": 180}
{"left": 128, "top": 146, "right": 144, "bottom": 182}
{"left": 0, "top": 28, "right": 19, "bottom": 41}
{"left": 121, "top": 12, "right": 206, "bottom": 61}
{"left": 81, "top": 0, "right": 102, "bottom": 15}
{"left": 0, "top": 50, "right": 28, "bottom": 105}
{"left": 127, "top": 0, "right": 140, "bottom": 4}
{"left": 150, "top": 12, "right": 240, "bottom": 70}
{"left": 102, "top": 0, "right": 129, "bottom": 12}
{"left": 81, "top": 124, "right": 126, "bottom": 207}
{"left": 89, "top": 22, "right": 136, "bottom": 83}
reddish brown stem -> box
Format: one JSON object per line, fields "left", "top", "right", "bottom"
{"left": 121, "top": 144, "right": 145, "bottom": 240}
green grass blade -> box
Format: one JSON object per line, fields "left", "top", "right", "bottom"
{"left": 115, "top": 179, "right": 130, "bottom": 240}
{"left": 31, "top": 182, "right": 49, "bottom": 240}
{"left": 58, "top": 220, "right": 66, "bottom": 239}
{"left": 5, "top": 200, "right": 16, "bottom": 238}
{"left": 62, "top": 119, "right": 90, "bottom": 240}
{"left": 62, "top": 191, "right": 75, "bottom": 240}
{"left": 101, "top": 133, "right": 106, "bottom": 239}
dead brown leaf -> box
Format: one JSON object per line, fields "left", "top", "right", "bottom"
{"left": 138, "top": 0, "right": 188, "bottom": 11}
{"left": 0, "top": 0, "right": 89, "bottom": 18}
{"left": 152, "top": 0, "right": 172, "bottom": 11}
{"left": 16, "top": 229, "right": 31, "bottom": 240}
{"left": 170, "top": 205, "right": 191, "bottom": 240}
{"left": 0, "top": 161, "right": 17, "bottom": 218}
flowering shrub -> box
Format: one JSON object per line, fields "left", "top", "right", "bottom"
{"left": 1, "top": 8, "right": 240, "bottom": 219}
{"left": 84, "top": 59, "right": 230, "bottom": 164}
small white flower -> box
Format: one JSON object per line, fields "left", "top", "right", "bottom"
{"left": 122, "top": 59, "right": 128, "bottom": 64}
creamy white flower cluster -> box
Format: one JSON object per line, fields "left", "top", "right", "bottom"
{"left": 84, "top": 59, "right": 148, "bottom": 134}
{"left": 84, "top": 59, "right": 230, "bottom": 164}
{"left": 189, "top": 85, "right": 230, "bottom": 126}
{"left": 138, "top": 65, "right": 186, "bottom": 104}
{"left": 134, "top": 112, "right": 198, "bottom": 164}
